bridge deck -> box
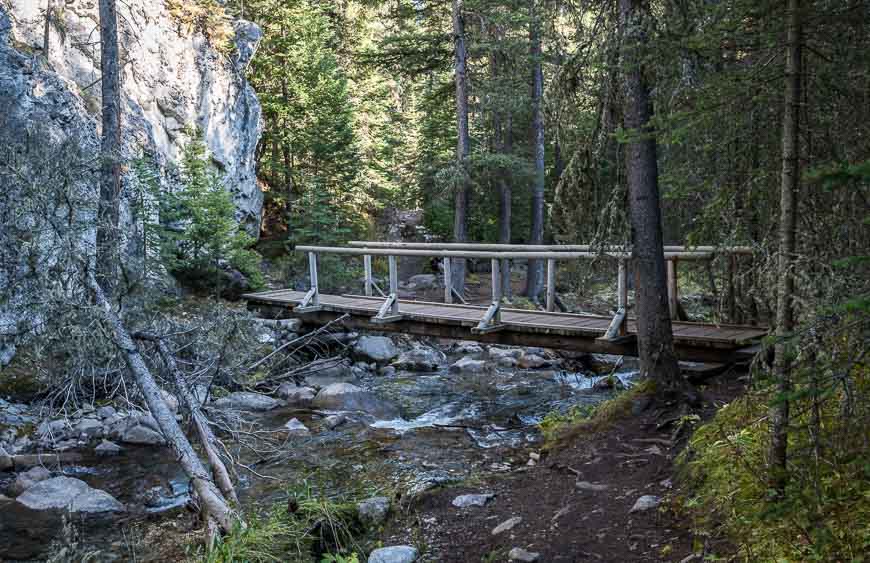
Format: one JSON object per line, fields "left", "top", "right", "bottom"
{"left": 243, "top": 289, "right": 767, "bottom": 363}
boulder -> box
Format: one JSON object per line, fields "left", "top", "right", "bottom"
{"left": 323, "top": 414, "right": 346, "bottom": 430}
{"left": 95, "top": 406, "right": 117, "bottom": 419}
{"left": 368, "top": 546, "right": 418, "bottom": 563}
{"left": 283, "top": 418, "right": 310, "bottom": 436}
{"left": 517, "top": 354, "right": 549, "bottom": 369}
{"left": 213, "top": 392, "right": 281, "bottom": 412}
{"left": 353, "top": 336, "right": 399, "bottom": 363}
{"left": 451, "top": 342, "right": 484, "bottom": 357}
{"left": 95, "top": 440, "right": 123, "bottom": 457}
{"left": 8, "top": 466, "right": 51, "bottom": 496}
{"left": 508, "top": 547, "right": 540, "bottom": 562}
{"left": 392, "top": 346, "right": 445, "bottom": 372}
{"left": 312, "top": 383, "right": 400, "bottom": 420}
{"left": 277, "top": 384, "right": 316, "bottom": 407}
{"left": 451, "top": 493, "right": 495, "bottom": 508}
{"left": 16, "top": 476, "right": 124, "bottom": 513}
{"left": 74, "top": 418, "right": 104, "bottom": 440}
{"left": 121, "top": 425, "right": 164, "bottom": 446}
{"left": 357, "top": 496, "right": 390, "bottom": 527}
{"left": 491, "top": 516, "right": 522, "bottom": 536}
{"left": 630, "top": 495, "right": 661, "bottom": 513}
{"left": 489, "top": 347, "right": 523, "bottom": 360}
{"left": 449, "top": 357, "right": 486, "bottom": 374}
{"left": 407, "top": 274, "right": 438, "bottom": 289}
{"left": 304, "top": 358, "right": 355, "bottom": 388}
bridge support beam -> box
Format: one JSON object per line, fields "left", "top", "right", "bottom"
{"left": 296, "top": 252, "right": 322, "bottom": 312}
{"left": 667, "top": 258, "right": 679, "bottom": 320}
{"left": 546, "top": 259, "right": 556, "bottom": 312}
{"left": 473, "top": 259, "right": 505, "bottom": 334}
{"left": 364, "top": 254, "right": 373, "bottom": 297}
{"left": 373, "top": 255, "right": 402, "bottom": 323}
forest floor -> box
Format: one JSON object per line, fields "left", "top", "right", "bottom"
{"left": 381, "top": 375, "right": 744, "bottom": 562}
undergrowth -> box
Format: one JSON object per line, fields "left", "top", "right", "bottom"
{"left": 540, "top": 379, "right": 656, "bottom": 446}
{"left": 192, "top": 481, "right": 368, "bottom": 563}
{"left": 677, "top": 314, "right": 870, "bottom": 562}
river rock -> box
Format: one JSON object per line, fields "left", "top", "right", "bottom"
{"left": 575, "top": 481, "right": 609, "bottom": 492}
{"left": 213, "top": 392, "right": 281, "bottom": 411}
{"left": 277, "top": 384, "right": 316, "bottom": 406}
{"left": 95, "top": 440, "right": 123, "bottom": 457}
{"left": 16, "top": 476, "right": 124, "bottom": 513}
{"left": 37, "top": 419, "right": 70, "bottom": 440}
{"left": 323, "top": 414, "right": 346, "bottom": 430}
{"left": 405, "top": 470, "right": 458, "bottom": 501}
{"left": 392, "top": 346, "right": 445, "bottom": 372}
{"left": 517, "top": 354, "right": 549, "bottom": 369}
{"left": 283, "top": 418, "right": 310, "bottom": 436}
{"left": 508, "top": 547, "right": 540, "bottom": 562}
{"left": 8, "top": 466, "right": 51, "bottom": 496}
{"left": 74, "top": 418, "right": 104, "bottom": 440}
{"left": 629, "top": 495, "right": 662, "bottom": 513}
{"left": 368, "top": 546, "right": 418, "bottom": 563}
{"left": 353, "top": 336, "right": 399, "bottom": 363}
{"left": 451, "top": 342, "right": 484, "bottom": 357}
{"left": 492, "top": 516, "right": 522, "bottom": 536}
{"left": 357, "top": 496, "right": 390, "bottom": 527}
{"left": 312, "top": 383, "right": 400, "bottom": 420}
{"left": 0, "top": 446, "right": 12, "bottom": 470}
{"left": 449, "top": 357, "right": 486, "bottom": 374}
{"left": 95, "top": 406, "right": 117, "bottom": 419}
{"left": 304, "top": 358, "right": 355, "bottom": 388}
{"left": 121, "top": 425, "right": 165, "bottom": 446}
{"left": 407, "top": 274, "right": 438, "bottom": 289}
{"left": 592, "top": 376, "right": 626, "bottom": 392}
{"left": 451, "top": 493, "right": 495, "bottom": 508}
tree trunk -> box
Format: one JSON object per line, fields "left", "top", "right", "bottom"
{"left": 96, "top": 0, "right": 122, "bottom": 293}
{"left": 770, "top": 0, "right": 802, "bottom": 494}
{"left": 618, "top": 0, "right": 684, "bottom": 395}
{"left": 85, "top": 270, "right": 239, "bottom": 538}
{"left": 452, "top": 0, "right": 470, "bottom": 296}
{"left": 526, "top": 0, "right": 546, "bottom": 301}
{"left": 490, "top": 38, "right": 513, "bottom": 301}
{"left": 43, "top": 0, "right": 56, "bottom": 57}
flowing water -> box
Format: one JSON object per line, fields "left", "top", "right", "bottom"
{"left": 0, "top": 360, "right": 636, "bottom": 561}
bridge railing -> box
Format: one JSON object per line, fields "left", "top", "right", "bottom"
{"left": 293, "top": 244, "right": 731, "bottom": 336}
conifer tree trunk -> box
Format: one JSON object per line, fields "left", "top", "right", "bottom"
{"left": 770, "top": 0, "right": 802, "bottom": 493}
{"left": 618, "top": 0, "right": 684, "bottom": 395}
{"left": 96, "top": 0, "right": 122, "bottom": 292}
{"left": 526, "top": 0, "right": 546, "bottom": 301}
{"left": 452, "top": 0, "right": 470, "bottom": 296}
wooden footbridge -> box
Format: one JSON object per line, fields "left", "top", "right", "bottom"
{"left": 243, "top": 242, "right": 767, "bottom": 364}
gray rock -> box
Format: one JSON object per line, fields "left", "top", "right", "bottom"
{"left": 74, "top": 418, "right": 104, "bottom": 440}
{"left": 379, "top": 365, "right": 397, "bottom": 377}
{"left": 121, "top": 425, "right": 164, "bottom": 446}
{"left": 392, "top": 346, "right": 445, "bottom": 372}
{"left": 304, "top": 358, "right": 355, "bottom": 388}
{"left": 323, "top": 414, "right": 346, "bottom": 430}
{"left": 357, "top": 496, "right": 390, "bottom": 527}
{"left": 368, "top": 546, "right": 418, "bottom": 563}
{"left": 592, "top": 376, "right": 626, "bottom": 392}
{"left": 277, "top": 384, "right": 316, "bottom": 406}
{"left": 95, "top": 406, "right": 117, "bottom": 420}
{"left": 575, "top": 481, "right": 609, "bottom": 492}
{"left": 451, "top": 342, "right": 484, "bottom": 357}
{"left": 213, "top": 392, "right": 281, "bottom": 412}
{"left": 451, "top": 493, "right": 495, "bottom": 508}
{"left": 491, "top": 516, "right": 522, "bottom": 536}
{"left": 0, "top": 446, "right": 12, "bottom": 470}
{"left": 629, "top": 495, "right": 662, "bottom": 513}
{"left": 449, "top": 357, "right": 486, "bottom": 374}
{"left": 405, "top": 470, "right": 458, "bottom": 501}
{"left": 508, "top": 547, "right": 540, "bottom": 562}
{"left": 312, "top": 383, "right": 400, "bottom": 420}
{"left": 518, "top": 354, "right": 549, "bottom": 369}
{"left": 232, "top": 19, "right": 263, "bottom": 71}
{"left": 8, "top": 466, "right": 52, "bottom": 496}
{"left": 95, "top": 440, "right": 123, "bottom": 457}
{"left": 283, "top": 418, "right": 310, "bottom": 436}
{"left": 0, "top": 342, "right": 15, "bottom": 367}
{"left": 16, "top": 476, "right": 124, "bottom": 513}
{"left": 353, "top": 336, "right": 399, "bottom": 363}
{"left": 37, "top": 419, "right": 70, "bottom": 440}
{"left": 407, "top": 274, "right": 438, "bottom": 289}
{"left": 489, "top": 347, "right": 524, "bottom": 360}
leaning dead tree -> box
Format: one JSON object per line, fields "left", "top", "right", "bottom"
{"left": 85, "top": 269, "right": 241, "bottom": 539}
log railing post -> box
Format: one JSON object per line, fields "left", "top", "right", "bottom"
{"left": 667, "top": 257, "right": 678, "bottom": 320}
{"left": 546, "top": 258, "right": 556, "bottom": 312}
{"left": 373, "top": 254, "right": 401, "bottom": 323}
{"left": 444, "top": 257, "right": 453, "bottom": 304}
{"left": 297, "top": 251, "right": 321, "bottom": 311}
{"left": 473, "top": 258, "right": 503, "bottom": 333}
{"left": 726, "top": 253, "right": 737, "bottom": 323}
{"left": 364, "top": 254, "right": 373, "bottom": 297}
{"left": 617, "top": 259, "right": 628, "bottom": 335}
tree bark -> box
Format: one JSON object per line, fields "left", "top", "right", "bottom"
{"left": 618, "top": 0, "right": 684, "bottom": 395}
{"left": 770, "top": 0, "right": 802, "bottom": 494}
{"left": 490, "top": 38, "right": 513, "bottom": 301}
{"left": 452, "top": 0, "right": 470, "bottom": 296}
{"left": 85, "top": 270, "right": 239, "bottom": 537}
{"left": 96, "top": 0, "right": 122, "bottom": 293}
{"left": 526, "top": 0, "right": 546, "bottom": 301}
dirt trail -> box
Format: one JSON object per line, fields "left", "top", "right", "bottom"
{"left": 383, "top": 377, "right": 742, "bottom": 562}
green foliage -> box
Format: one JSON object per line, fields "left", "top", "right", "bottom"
{"left": 195, "top": 481, "right": 366, "bottom": 563}
{"left": 678, "top": 315, "right": 870, "bottom": 562}
{"left": 159, "top": 131, "right": 263, "bottom": 292}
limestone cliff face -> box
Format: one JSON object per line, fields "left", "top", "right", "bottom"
{"left": 1, "top": 0, "right": 263, "bottom": 233}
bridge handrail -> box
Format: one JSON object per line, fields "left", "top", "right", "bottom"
{"left": 295, "top": 245, "right": 714, "bottom": 260}
{"left": 346, "top": 241, "right": 755, "bottom": 254}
